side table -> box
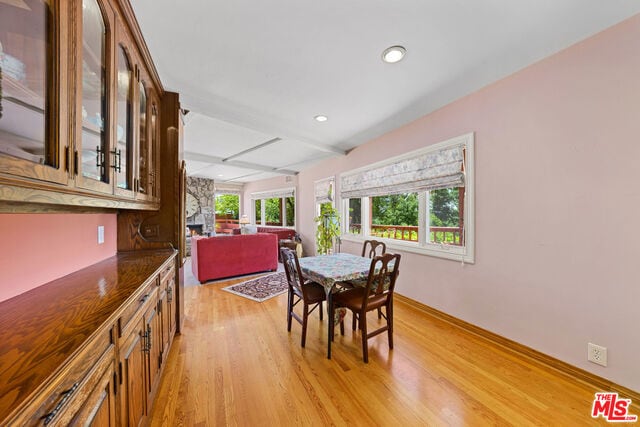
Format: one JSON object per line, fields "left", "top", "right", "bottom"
{"left": 279, "top": 239, "right": 303, "bottom": 260}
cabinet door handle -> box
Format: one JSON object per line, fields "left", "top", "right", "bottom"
{"left": 110, "top": 149, "right": 122, "bottom": 173}
{"left": 64, "top": 146, "right": 70, "bottom": 172}
{"left": 167, "top": 286, "right": 173, "bottom": 303}
{"left": 41, "top": 382, "right": 79, "bottom": 425}
{"left": 96, "top": 145, "right": 104, "bottom": 168}
{"left": 145, "top": 325, "right": 152, "bottom": 352}
{"left": 141, "top": 329, "right": 149, "bottom": 353}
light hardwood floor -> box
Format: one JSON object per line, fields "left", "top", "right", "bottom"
{"left": 148, "top": 262, "right": 618, "bottom": 426}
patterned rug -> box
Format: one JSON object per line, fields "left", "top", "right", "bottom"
{"left": 221, "top": 272, "right": 289, "bottom": 302}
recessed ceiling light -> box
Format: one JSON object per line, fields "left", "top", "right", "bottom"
{"left": 382, "top": 45, "right": 406, "bottom": 64}
{"left": 217, "top": 174, "right": 223, "bottom": 177}
{"left": 314, "top": 115, "right": 328, "bottom": 122}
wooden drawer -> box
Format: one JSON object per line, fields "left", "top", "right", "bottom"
{"left": 9, "top": 327, "right": 114, "bottom": 427}
{"left": 159, "top": 260, "right": 175, "bottom": 285}
{"left": 118, "top": 277, "right": 159, "bottom": 339}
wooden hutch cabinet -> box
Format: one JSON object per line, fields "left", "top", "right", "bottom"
{"left": 0, "top": 0, "right": 187, "bottom": 425}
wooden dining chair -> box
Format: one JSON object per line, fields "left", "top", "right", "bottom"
{"left": 330, "top": 253, "right": 401, "bottom": 363}
{"left": 337, "top": 240, "right": 387, "bottom": 290}
{"left": 280, "top": 248, "right": 327, "bottom": 347}
{"left": 362, "top": 240, "right": 386, "bottom": 319}
{"left": 338, "top": 239, "right": 387, "bottom": 319}
{"left": 362, "top": 239, "right": 386, "bottom": 258}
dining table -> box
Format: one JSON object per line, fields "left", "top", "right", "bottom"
{"left": 298, "top": 252, "right": 378, "bottom": 359}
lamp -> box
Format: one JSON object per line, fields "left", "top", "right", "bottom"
{"left": 239, "top": 215, "right": 250, "bottom": 234}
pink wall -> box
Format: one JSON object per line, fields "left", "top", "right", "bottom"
{"left": 250, "top": 15, "right": 640, "bottom": 392}
{"left": 0, "top": 213, "right": 118, "bottom": 302}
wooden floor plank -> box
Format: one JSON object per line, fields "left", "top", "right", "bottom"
{"left": 148, "top": 265, "right": 618, "bottom": 426}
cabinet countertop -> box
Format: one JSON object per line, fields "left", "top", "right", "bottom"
{"left": 0, "top": 249, "right": 177, "bottom": 420}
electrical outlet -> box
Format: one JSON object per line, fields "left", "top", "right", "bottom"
{"left": 588, "top": 343, "right": 607, "bottom": 367}
{"left": 97, "top": 225, "right": 105, "bottom": 244}
{"left": 142, "top": 224, "right": 160, "bottom": 238}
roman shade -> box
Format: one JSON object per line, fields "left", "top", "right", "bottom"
{"left": 251, "top": 188, "right": 295, "bottom": 200}
{"left": 314, "top": 177, "right": 335, "bottom": 204}
{"left": 340, "top": 144, "right": 465, "bottom": 199}
{"left": 214, "top": 182, "right": 244, "bottom": 195}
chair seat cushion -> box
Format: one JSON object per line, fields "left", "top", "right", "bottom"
{"left": 298, "top": 281, "right": 326, "bottom": 303}
{"left": 334, "top": 287, "right": 387, "bottom": 311}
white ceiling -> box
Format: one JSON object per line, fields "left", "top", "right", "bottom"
{"left": 131, "top": 1, "right": 640, "bottom": 183}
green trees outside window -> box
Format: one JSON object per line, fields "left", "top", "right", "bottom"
{"left": 285, "top": 196, "right": 295, "bottom": 227}
{"left": 265, "top": 197, "right": 282, "bottom": 226}
{"left": 351, "top": 188, "right": 463, "bottom": 244}
{"left": 215, "top": 194, "right": 239, "bottom": 219}
{"left": 254, "top": 199, "right": 261, "bottom": 223}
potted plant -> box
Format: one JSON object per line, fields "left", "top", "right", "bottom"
{"left": 314, "top": 204, "right": 340, "bottom": 255}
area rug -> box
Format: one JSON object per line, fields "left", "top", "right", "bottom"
{"left": 221, "top": 272, "right": 288, "bottom": 302}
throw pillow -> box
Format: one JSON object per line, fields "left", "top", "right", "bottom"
{"left": 242, "top": 225, "right": 257, "bottom": 235}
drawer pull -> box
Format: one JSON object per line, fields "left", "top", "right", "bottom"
{"left": 139, "top": 294, "right": 150, "bottom": 304}
{"left": 42, "top": 382, "right": 79, "bottom": 425}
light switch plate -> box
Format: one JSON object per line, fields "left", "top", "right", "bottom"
{"left": 98, "top": 226, "right": 105, "bottom": 244}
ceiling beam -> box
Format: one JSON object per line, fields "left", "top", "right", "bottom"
{"left": 223, "top": 137, "right": 282, "bottom": 161}
{"left": 183, "top": 151, "right": 298, "bottom": 176}
{"left": 296, "top": 140, "right": 347, "bottom": 155}
{"left": 220, "top": 170, "right": 272, "bottom": 182}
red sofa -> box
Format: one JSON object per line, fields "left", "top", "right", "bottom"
{"left": 230, "top": 226, "right": 296, "bottom": 241}
{"left": 257, "top": 227, "right": 296, "bottom": 240}
{"left": 191, "top": 233, "right": 278, "bottom": 283}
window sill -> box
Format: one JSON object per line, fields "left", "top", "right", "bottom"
{"left": 340, "top": 234, "right": 475, "bottom": 264}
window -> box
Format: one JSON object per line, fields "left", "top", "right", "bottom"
{"left": 254, "top": 199, "right": 262, "bottom": 223}
{"left": 250, "top": 188, "right": 296, "bottom": 227}
{"left": 429, "top": 187, "right": 464, "bottom": 245}
{"left": 340, "top": 133, "right": 474, "bottom": 263}
{"left": 215, "top": 193, "right": 239, "bottom": 219}
{"left": 371, "top": 193, "right": 419, "bottom": 241}
{"left": 265, "top": 197, "right": 282, "bottom": 226}
{"left": 347, "top": 198, "right": 361, "bottom": 235}
{"left": 285, "top": 196, "right": 295, "bottom": 227}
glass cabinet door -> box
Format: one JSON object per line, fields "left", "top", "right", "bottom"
{"left": 149, "top": 100, "right": 159, "bottom": 199}
{"left": 77, "top": 0, "right": 112, "bottom": 192}
{"left": 136, "top": 72, "right": 158, "bottom": 201}
{"left": 138, "top": 80, "right": 148, "bottom": 194}
{"left": 115, "top": 44, "right": 133, "bottom": 191}
{"left": 0, "top": 0, "right": 67, "bottom": 184}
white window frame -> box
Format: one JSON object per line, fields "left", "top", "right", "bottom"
{"left": 340, "top": 133, "right": 475, "bottom": 263}
{"left": 250, "top": 187, "right": 296, "bottom": 228}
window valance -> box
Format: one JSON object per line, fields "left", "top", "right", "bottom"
{"left": 340, "top": 141, "right": 465, "bottom": 199}
{"left": 314, "top": 177, "right": 335, "bottom": 204}
{"left": 251, "top": 188, "right": 295, "bottom": 200}
{"left": 214, "top": 182, "right": 243, "bottom": 195}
